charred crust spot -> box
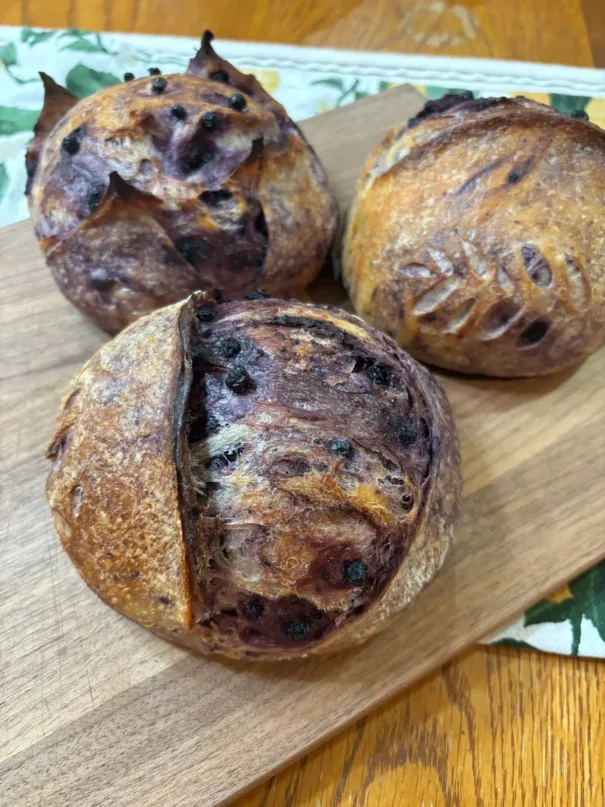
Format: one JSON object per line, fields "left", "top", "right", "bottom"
{"left": 196, "top": 306, "right": 215, "bottom": 322}
{"left": 343, "top": 559, "right": 368, "bottom": 585}
{"left": 157, "top": 595, "right": 172, "bottom": 605}
{"left": 209, "top": 70, "right": 229, "bottom": 83}
{"left": 571, "top": 109, "right": 589, "bottom": 120}
{"left": 87, "top": 188, "right": 104, "bottom": 213}
{"left": 123, "top": 72, "right": 135, "bottom": 82}
{"left": 202, "top": 111, "right": 222, "bottom": 130}
{"left": 228, "top": 93, "right": 247, "bottom": 111}
{"left": 218, "top": 337, "right": 241, "bottom": 359}
{"left": 284, "top": 616, "right": 311, "bottom": 640}
{"left": 518, "top": 319, "right": 550, "bottom": 347}
{"left": 400, "top": 422, "right": 418, "bottom": 446}
{"left": 242, "top": 598, "right": 264, "bottom": 621}
{"left": 152, "top": 77, "right": 168, "bottom": 94}
{"left": 245, "top": 289, "right": 271, "bottom": 300}
{"left": 521, "top": 245, "right": 552, "bottom": 287}
{"left": 170, "top": 104, "right": 187, "bottom": 120}
{"left": 200, "top": 189, "right": 232, "bottom": 205}
{"left": 329, "top": 438, "right": 354, "bottom": 460}
{"left": 226, "top": 365, "right": 256, "bottom": 394}
{"left": 62, "top": 128, "right": 82, "bottom": 155}
{"left": 89, "top": 268, "right": 113, "bottom": 290}
{"left": 148, "top": 67, "right": 161, "bottom": 76}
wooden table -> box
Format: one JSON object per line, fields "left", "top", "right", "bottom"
{"left": 2, "top": 3, "right": 604, "bottom": 805}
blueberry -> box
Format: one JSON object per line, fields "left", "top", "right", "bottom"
{"left": 226, "top": 365, "right": 255, "bottom": 394}
{"left": 400, "top": 422, "right": 418, "bottom": 446}
{"left": 343, "top": 559, "right": 368, "bottom": 585}
{"left": 209, "top": 70, "right": 229, "bottom": 83}
{"left": 152, "top": 77, "right": 168, "bottom": 94}
{"left": 196, "top": 306, "right": 215, "bottom": 322}
{"left": 170, "top": 104, "right": 187, "bottom": 120}
{"left": 242, "top": 599, "right": 264, "bottom": 621}
{"left": 228, "top": 93, "right": 247, "bottom": 111}
{"left": 202, "top": 111, "right": 222, "bottom": 130}
{"left": 123, "top": 72, "right": 135, "bottom": 82}
{"left": 284, "top": 616, "right": 311, "bottom": 640}
{"left": 219, "top": 337, "right": 241, "bottom": 359}
{"left": 148, "top": 67, "right": 161, "bottom": 75}
{"left": 62, "top": 129, "right": 81, "bottom": 156}
{"left": 329, "top": 438, "right": 354, "bottom": 460}
{"left": 244, "top": 289, "right": 271, "bottom": 300}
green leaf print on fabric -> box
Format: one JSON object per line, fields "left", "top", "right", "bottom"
{"left": 311, "top": 77, "right": 369, "bottom": 106}
{"left": 0, "top": 164, "right": 9, "bottom": 204}
{"left": 0, "top": 106, "right": 40, "bottom": 135}
{"left": 59, "top": 30, "right": 111, "bottom": 55}
{"left": 0, "top": 42, "right": 18, "bottom": 67}
{"left": 65, "top": 64, "right": 120, "bottom": 97}
{"left": 21, "top": 28, "right": 56, "bottom": 46}
{"left": 524, "top": 561, "right": 605, "bottom": 655}
{"left": 549, "top": 93, "right": 591, "bottom": 115}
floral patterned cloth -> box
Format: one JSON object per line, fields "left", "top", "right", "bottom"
{"left": 1, "top": 25, "right": 604, "bottom": 657}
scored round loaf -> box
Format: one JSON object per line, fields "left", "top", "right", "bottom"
{"left": 46, "top": 293, "right": 461, "bottom": 661}
{"left": 26, "top": 31, "right": 337, "bottom": 334}
{"left": 343, "top": 94, "right": 605, "bottom": 377}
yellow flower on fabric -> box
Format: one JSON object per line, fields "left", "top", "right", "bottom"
{"left": 547, "top": 585, "right": 573, "bottom": 603}
{"left": 242, "top": 67, "right": 280, "bottom": 95}
{"left": 586, "top": 97, "right": 605, "bottom": 132}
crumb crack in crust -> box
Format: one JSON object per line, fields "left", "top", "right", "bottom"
{"left": 27, "top": 31, "right": 337, "bottom": 334}
{"left": 46, "top": 295, "right": 461, "bottom": 661}
{"left": 343, "top": 94, "right": 605, "bottom": 377}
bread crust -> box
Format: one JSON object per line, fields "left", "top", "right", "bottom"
{"left": 343, "top": 95, "right": 605, "bottom": 376}
{"left": 47, "top": 295, "right": 461, "bottom": 660}
{"left": 27, "top": 32, "right": 337, "bottom": 334}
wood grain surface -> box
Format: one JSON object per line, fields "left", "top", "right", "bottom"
{"left": 2, "top": 3, "right": 605, "bottom": 806}
{"left": 2, "top": 86, "right": 605, "bottom": 806}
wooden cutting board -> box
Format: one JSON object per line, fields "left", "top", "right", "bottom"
{"left": 1, "top": 84, "right": 604, "bottom": 807}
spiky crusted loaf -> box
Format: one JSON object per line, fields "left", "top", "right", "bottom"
{"left": 27, "top": 32, "right": 337, "bottom": 334}
{"left": 343, "top": 94, "right": 605, "bottom": 377}
{"left": 46, "top": 294, "right": 461, "bottom": 660}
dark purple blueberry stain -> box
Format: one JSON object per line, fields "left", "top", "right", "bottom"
{"left": 329, "top": 438, "right": 354, "bottom": 460}
{"left": 228, "top": 92, "right": 247, "bottom": 111}
{"left": 152, "top": 77, "right": 168, "bottom": 94}
{"left": 170, "top": 104, "right": 187, "bottom": 120}
{"left": 183, "top": 144, "right": 216, "bottom": 171}
{"left": 343, "top": 559, "right": 368, "bottom": 585}
{"left": 209, "top": 70, "right": 229, "bottom": 83}
{"left": 254, "top": 210, "right": 268, "bottom": 239}
{"left": 226, "top": 365, "right": 256, "bottom": 394}
{"left": 521, "top": 245, "right": 552, "bottom": 286}
{"left": 242, "top": 598, "right": 264, "bottom": 621}
{"left": 400, "top": 422, "right": 418, "bottom": 446}
{"left": 223, "top": 443, "right": 244, "bottom": 463}
{"left": 518, "top": 319, "right": 550, "bottom": 347}
{"left": 123, "top": 72, "right": 135, "bottom": 82}
{"left": 175, "top": 237, "right": 208, "bottom": 264}
{"left": 200, "top": 189, "right": 233, "bottom": 205}
{"left": 62, "top": 127, "right": 82, "bottom": 156}
{"left": 202, "top": 111, "right": 222, "bottom": 130}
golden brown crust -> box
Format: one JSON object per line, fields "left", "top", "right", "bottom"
{"left": 343, "top": 95, "right": 605, "bottom": 377}
{"left": 47, "top": 294, "right": 460, "bottom": 660}
{"left": 46, "top": 301, "right": 194, "bottom": 631}
{"left": 28, "top": 33, "right": 337, "bottom": 334}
